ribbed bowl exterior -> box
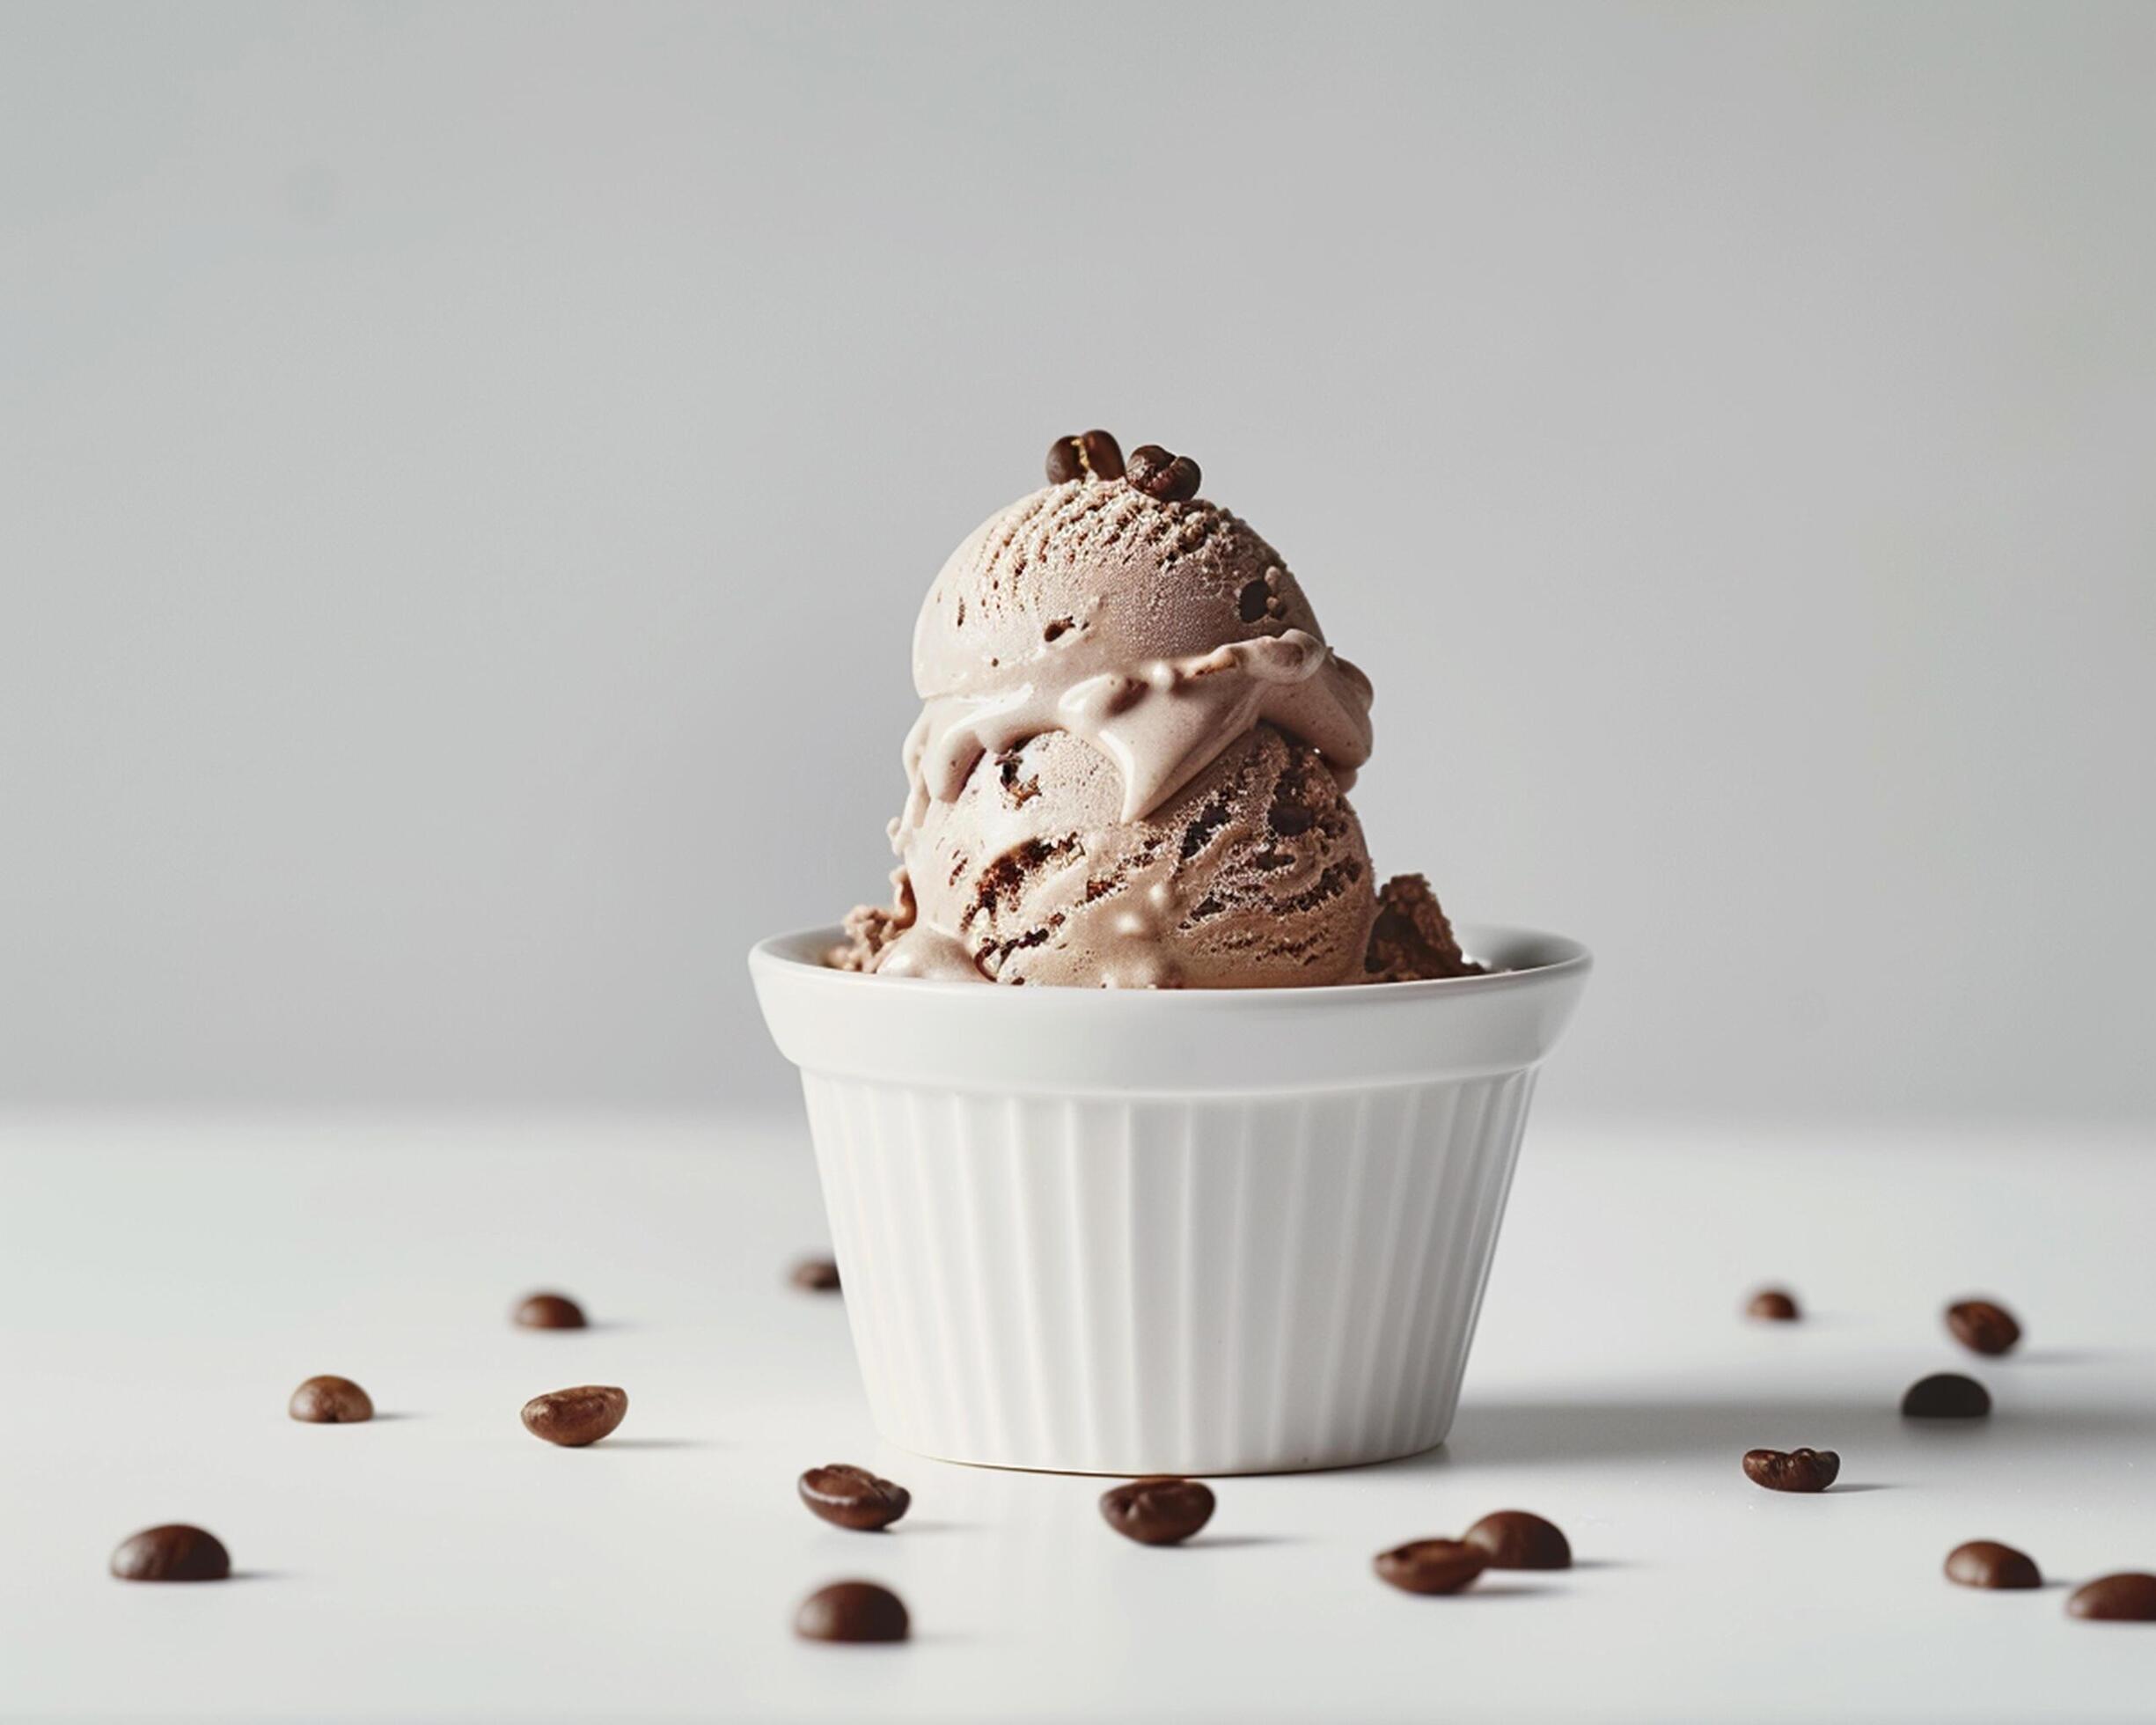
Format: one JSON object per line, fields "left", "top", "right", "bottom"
{"left": 800, "top": 1074, "right": 1537, "bottom": 1475}
{"left": 752, "top": 922, "right": 1589, "bottom": 1475}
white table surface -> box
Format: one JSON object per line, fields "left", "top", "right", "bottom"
{"left": 2, "top": 1112, "right": 2151, "bottom": 1723}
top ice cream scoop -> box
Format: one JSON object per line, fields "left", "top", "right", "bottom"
{"left": 899, "top": 458, "right": 1375, "bottom": 842}
{"left": 838, "top": 433, "right": 1477, "bottom": 988}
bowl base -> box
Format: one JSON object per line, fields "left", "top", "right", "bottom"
{"left": 874, "top": 1425, "right": 1457, "bottom": 1479}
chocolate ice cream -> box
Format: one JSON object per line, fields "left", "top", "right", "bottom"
{"left": 836, "top": 433, "right": 1479, "bottom": 987}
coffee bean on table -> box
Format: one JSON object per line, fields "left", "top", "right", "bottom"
{"left": 1747, "top": 1288, "right": 1801, "bottom": 1321}
{"left": 795, "top": 1580, "right": 910, "bottom": 1643}
{"left": 1374, "top": 1538, "right": 1488, "bottom": 1596}
{"left": 1126, "top": 444, "right": 1202, "bottom": 503}
{"left": 1045, "top": 429, "right": 1126, "bottom": 485}
{"left": 521, "top": 1385, "right": 627, "bottom": 1447}
{"left": 515, "top": 1292, "right": 587, "bottom": 1330}
{"left": 1945, "top": 1540, "right": 2042, "bottom": 1589}
{"left": 1463, "top": 1509, "right": 1572, "bottom": 1570}
{"left": 2067, "top": 1574, "right": 2156, "bottom": 1622}
{"left": 800, "top": 1464, "right": 911, "bottom": 1532}
{"left": 1946, "top": 1299, "right": 2021, "bottom": 1357}
{"left": 791, "top": 1256, "right": 841, "bottom": 1293}
{"left": 110, "top": 1524, "right": 231, "bottom": 1582}
{"left": 288, "top": 1375, "right": 374, "bottom": 1424}
{"left": 1742, "top": 1447, "right": 1840, "bottom": 1493}
{"left": 1099, "top": 1478, "right": 1215, "bottom": 1546}
{"left": 1902, "top": 1373, "right": 1991, "bottom": 1419}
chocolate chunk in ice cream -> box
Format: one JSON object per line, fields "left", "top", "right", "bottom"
{"left": 1364, "top": 873, "right": 1484, "bottom": 981}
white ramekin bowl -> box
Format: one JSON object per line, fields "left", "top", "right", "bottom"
{"left": 750, "top": 924, "right": 1589, "bottom": 1476}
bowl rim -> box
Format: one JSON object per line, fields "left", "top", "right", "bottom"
{"left": 749, "top": 920, "right": 1591, "bottom": 1006}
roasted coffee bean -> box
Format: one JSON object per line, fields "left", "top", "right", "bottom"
{"left": 1079, "top": 429, "right": 1125, "bottom": 480}
{"left": 1373, "top": 1538, "right": 1488, "bottom": 1595}
{"left": 1902, "top": 1373, "right": 1991, "bottom": 1420}
{"left": 515, "top": 1291, "right": 587, "bottom": 1330}
{"left": 110, "top": 1524, "right": 231, "bottom": 1582}
{"left": 1945, "top": 1539, "right": 2042, "bottom": 1589}
{"left": 795, "top": 1579, "right": 910, "bottom": 1642}
{"left": 1946, "top": 1299, "right": 2021, "bottom": 1357}
{"left": 1098, "top": 1477, "right": 1215, "bottom": 1545}
{"left": 1742, "top": 1447, "right": 1840, "bottom": 1493}
{"left": 2067, "top": 1573, "right": 2156, "bottom": 1621}
{"left": 1463, "top": 1509, "right": 1572, "bottom": 1570}
{"left": 1747, "top": 1288, "right": 1800, "bottom": 1321}
{"left": 792, "top": 1256, "right": 841, "bottom": 1293}
{"left": 288, "top": 1375, "right": 373, "bottom": 1424}
{"left": 520, "top": 1384, "right": 627, "bottom": 1447}
{"left": 1126, "top": 444, "right": 1202, "bottom": 503}
{"left": 1045, "top": 429, "right": 1126, "bottom": 485}
{"left": 800, "top": 1464, "right": 911, "bottom": 1532}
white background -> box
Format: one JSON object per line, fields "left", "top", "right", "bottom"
{"left": 5, "top": 0, "right": 2155, "bottom": 1122}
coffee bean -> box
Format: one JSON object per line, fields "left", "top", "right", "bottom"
{"left": 288, "top": 1375, "right": 373, "bottom": 1424}
{"left": 1945, "top": 1540, "right": 2042, "bottom": 1589}
{"left": 515, "top": 1292, "right": 587, "bottom": 1330}
{"left": 2067, "top": 1573, "right": 2156, "bottom": 1622}
{"left": 1901, "top": 1373, "right": 1991, "bottom": 1420}
{"left": 1373, "top": 1538, "right": 1488, "bottom": 1596}
{"left": 800, "top": 1464, "right": 911, "bottom": 1532}
{"left": 1746, "top": 1288, "right": 1800, "bottom": 1321}
{"left": 520, "top": 1384, "right": 627, "bottom": 1447}
{"left": 792, "top": 1256, "right": 841, "bottom": 1293}
{"left": 1126, "top": 444, "right": 1202, "bottom": 503}
{"left": 1098, "top": 1478, "right": 1215, "bottom": 1546}
{"left": 1045, "top": 429, "right": 1126, "bottom": 485}
{"left": 1463, "top": 1509, "right": 1572, "bottom": 1570}
{"left": 1742, "top": 1447, "right": 1840, "bottom": 1493}
{"left": 1946, "top": 1299, "right": 2021, "bottom": 1357}
{"left": 1747, "top": 1288, "right": 1801, "bottom": 1321}
{"left": 110, "top": 1524, "right": 231, "bottom": 1582}
{"left": 795, "top": 1580, "right": 910, "bottom": 1643}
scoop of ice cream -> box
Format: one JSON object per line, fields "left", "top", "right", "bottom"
{"left": 898, "top": 480, "right": 1374, "bottom": 844}
{"left": 878, "top": 723, "right": 1375, "bottom": 987}
{"left": 832, "top": 439, "right": 1480, "bottom": 990}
